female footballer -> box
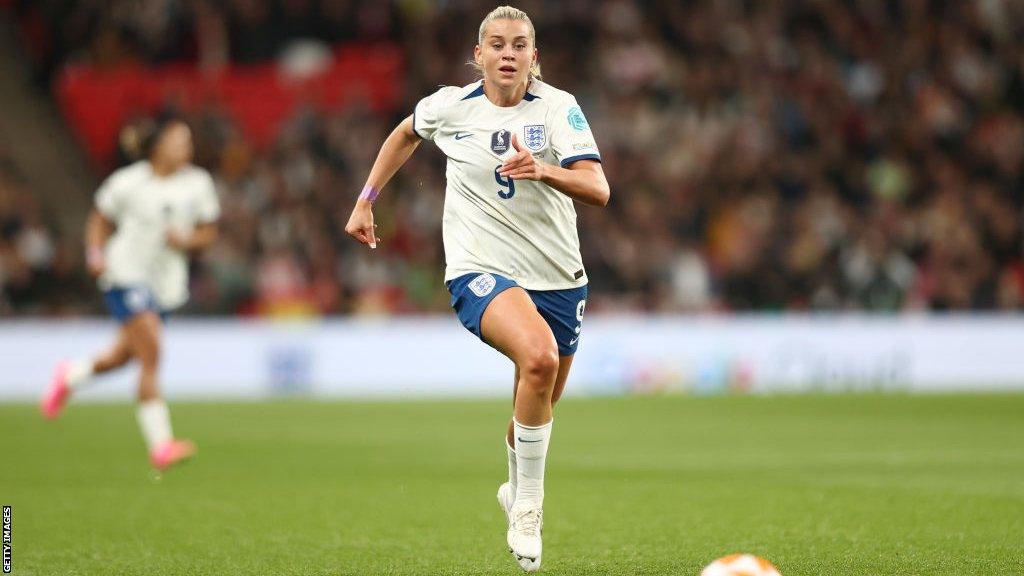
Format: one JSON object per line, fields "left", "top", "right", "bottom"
{"left": 41, "top": 119, "right": 219, "bottom": 472}
{"left": 344, "top": 6, "right": 609, "bottom": 571}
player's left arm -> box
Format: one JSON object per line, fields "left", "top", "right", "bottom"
{"left": 167, "top": 172, "right": 220, "bottom": 251}
{"left": 498, "top": 134, "right": 610, "bottom": 207}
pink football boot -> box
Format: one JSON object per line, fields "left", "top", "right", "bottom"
{"left": 40, "top": 362, "right": 72, "bottom": 419}
{"left": 150, "top": 439, "right": 197, "bottom": 471}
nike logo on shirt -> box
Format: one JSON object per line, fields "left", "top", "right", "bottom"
{"left": 454, "top": 132, "right": 474, "bottom": 140}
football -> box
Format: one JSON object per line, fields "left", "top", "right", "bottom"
{"left": 700, "top": 554, "right": 782, "bottom": 576}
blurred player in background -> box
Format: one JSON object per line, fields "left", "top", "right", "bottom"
{"left": 345, "top": 5, "right": 609, "bottom": 571}
{"left": 40, "top": 118, "right": 220, "bottom": 472}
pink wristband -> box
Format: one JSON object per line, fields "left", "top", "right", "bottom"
{"left": 359, "top": 186, "right": 380, "bottom": 203}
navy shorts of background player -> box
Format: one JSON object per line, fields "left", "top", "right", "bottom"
{"left": 103, "top": 285, "right": 169, "bottom": 323}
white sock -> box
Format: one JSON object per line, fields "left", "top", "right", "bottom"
{"left": 513, "top": 419, "right": 552, "bottom": 508}
{"left": 136, "top": 400, "right": 173, "bottom": 451}
{"left": 65, "top": 359, "right": 95, "bottom": 390}
{"left": 506, "top": 438, "right": 518, "bottom": 496}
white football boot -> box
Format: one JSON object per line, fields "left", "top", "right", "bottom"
{"left": 505, "top": 494, "right": 543, "bottom": 573}
{"left": 497, "top": 483, "right": 542, "bottom": 572}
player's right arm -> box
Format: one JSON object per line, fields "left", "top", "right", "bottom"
{"left": 344, "top": 114, "right": 420, "bottom": 249}
{"left": 84, "top": 209, "right": 114, "bottom": 277}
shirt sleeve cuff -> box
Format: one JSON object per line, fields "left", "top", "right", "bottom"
{"left": 412, "top": 104, "right": 426, "bottom": 140}
{"left": 559, "top": 154, "right": 602, "bottom": 168}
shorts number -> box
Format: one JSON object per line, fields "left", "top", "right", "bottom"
{"left": 494, "top": 165, "right": 515, "bottom": 199}
{"left": 573, "top": 299, "right": 586, "bottom": 335}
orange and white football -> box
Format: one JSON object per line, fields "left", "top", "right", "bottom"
{"left": 700, "top": 554, "right": 781, "bottom": 576}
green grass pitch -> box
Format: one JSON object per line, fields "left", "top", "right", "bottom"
{"left": 2, "top": 394, "right": 1023, "bottom": 575}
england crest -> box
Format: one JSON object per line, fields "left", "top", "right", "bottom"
{"left": 469, "top": 273, "right": 497, "bottom": 297}
{"left": 523, "top": 124, "right": 546, "bottom": 152}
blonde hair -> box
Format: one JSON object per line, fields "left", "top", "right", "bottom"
{"left": 471, "top": 5, "right": 542, "bottom": 80}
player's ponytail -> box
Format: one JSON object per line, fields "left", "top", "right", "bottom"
{"left": 117, "top": 115, "right": 190, "bottom": 167}
{"left": 470, "top": 5, "right": 542, "bottom": 81}
{"left": 118, "top": 119, "right": 154, "bottom": 162}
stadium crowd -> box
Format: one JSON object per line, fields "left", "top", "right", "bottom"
{"left": 0, "top": 158, "right": 88, "bottom": 315}
{"left": 3, "top": 0, "right": 1024, "bottom": 315}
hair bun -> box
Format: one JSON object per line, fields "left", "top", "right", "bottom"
{"left": 119, "top": 119, "right": 158, "bottom": 161}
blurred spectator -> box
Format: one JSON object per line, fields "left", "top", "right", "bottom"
{"left": 0, "top": 159, "right": 88, "bottom": 315}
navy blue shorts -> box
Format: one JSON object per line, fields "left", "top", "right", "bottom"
{"left": 446, "top": 272, "right": 588, "bottom": 356}
{"left": 104, "top": 286, "right": 168, "bottom": 323}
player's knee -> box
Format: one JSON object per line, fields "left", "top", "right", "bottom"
{"left": 100, "top": 349, "right": 132, "bottom": 370}
{"left": 115, "top": 344, "right": 134, "bottom": 365}
{"left": 520, "top": 345, "right": 559, "bottom": 388}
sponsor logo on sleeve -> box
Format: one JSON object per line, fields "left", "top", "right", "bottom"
{"left": 567, "top": 106, "right": 590, "bottom": 131}
{"left": 572, "top": 142, "right": 597, "bottom": 151}
{"left": 523, "top": 125, "right": 547, "bottom": 151}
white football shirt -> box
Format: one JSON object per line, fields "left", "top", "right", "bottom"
{"left": 94, "top": 160, "right": 220, "bottom": 310}
{"left": 414, "top": 79, "right": 602, "bottom": 290}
